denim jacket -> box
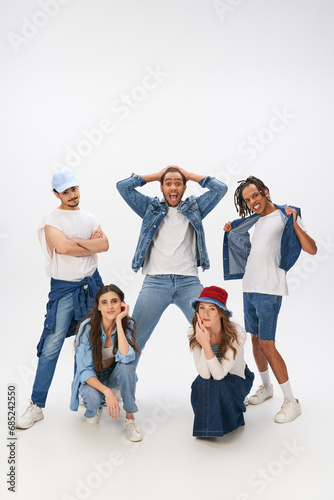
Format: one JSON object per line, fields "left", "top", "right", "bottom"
{"left": 36, "top": 269, "right": 103, "bottom": 356}
{"left": 117, "top": 174, "right": 227, "bottom": 271}
{"left": 223, "top": 204, "right": 302, "bottom": 280}
{"left": 70, "top": 318, "right": 136, "bottom": 411}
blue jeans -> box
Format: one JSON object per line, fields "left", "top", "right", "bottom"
{"left": 79, "top": 362, "right": 138, "bottom": 417}
{"left": 243, "top": 292, "right": 282, "bottom": 341}
{"left": 132, "top": 274, "right": 203, "bottom": 365}
{"left": 31, "top": 291, "right": 80, "bottom": 407}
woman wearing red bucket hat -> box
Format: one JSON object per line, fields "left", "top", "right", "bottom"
{"left": 188, "top": 286, "right": 254, "bottom": 437}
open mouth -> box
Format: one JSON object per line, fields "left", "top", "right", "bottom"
{"left": 169, "top": 194, "right": 178, "bottom": 202}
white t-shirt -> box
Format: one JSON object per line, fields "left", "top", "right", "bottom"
{"left": 243, "top": 209, "right": 305, "bottom": 296}
{"left": 38, "top": 208, "right": 99, "bottom": 281}
{"left": 142, "top": 206, "right": 198, "bottom": 276}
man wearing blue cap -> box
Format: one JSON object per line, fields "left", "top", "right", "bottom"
{"left": 17, "top": 170, "right": 108, "bottom": 429}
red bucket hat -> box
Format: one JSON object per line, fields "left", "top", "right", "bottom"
{"left": 190, "top": 286, "right": 232, "bottom": 317}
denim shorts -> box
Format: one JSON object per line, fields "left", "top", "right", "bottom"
{"left": 243, "top": 292, "right": 282, "bottom": 341}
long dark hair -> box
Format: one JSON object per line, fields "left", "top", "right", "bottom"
{"left": 234, "top": 175, "right": 271, "bottom": 218}
{"left": 189, "top": 303, "right": 240, "bottom": 360}
{"left": 76, "top": 284, "right": 140, "bottom": 375}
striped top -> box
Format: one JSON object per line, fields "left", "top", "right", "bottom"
{"left": 211, "top": 344, "right": 221, "bottom": 358}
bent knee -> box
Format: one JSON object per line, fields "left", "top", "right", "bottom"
{"left": 259, "top": 340, "right": 276, "bottom": 355}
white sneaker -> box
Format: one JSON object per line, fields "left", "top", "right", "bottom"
{"left": 249, "top": 384, "right": 273, "bottom": 405}
{"left": 16, "top": 401, "right": 44, "bottom": 429}
{"left": 125, "top": 419, "right": 143, "bottom": 442}
{"left": 274, "top": 399, "right": 301, "bottom": 423}
{"left": 244, "top": 397, "right": 249, "bottom": 406}
{"left": 84, "top": 410, "right": 100, "bottom": 425}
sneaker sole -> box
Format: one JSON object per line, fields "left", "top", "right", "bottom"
{"left": 274, "top": 409, "right": 301, "bottom": 424}
{"left": 249, "top": 393, "right": 273, "bottom": 405}
{"left": 127, "top": 434, "right": 143, "bottom": 442}
{"left": 16, "top": 413, "right": 44, "bottom": 429}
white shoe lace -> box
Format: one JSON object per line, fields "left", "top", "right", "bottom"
{"left": 126, "top": 420, "right": 141, "bottom": 435}
{"left": 22, "top": 402, "right": 38, "bottom": 418}
{"left": 279, "top": 400, "right": 293, "bottom": 414}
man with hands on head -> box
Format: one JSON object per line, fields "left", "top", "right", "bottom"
{"left": 17, "top": 170, "right": 108, "bottom": 430}
{"left": 117, "top": 165, "right": 228, "bottom": 365}
{"left": 223, "top": 175, "right": 317, "bottom": 423}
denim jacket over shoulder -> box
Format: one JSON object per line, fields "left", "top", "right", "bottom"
{"left": 70, "top": 318, "right": 136, "bottom": 411}
{"left": 117, "top": 173, "right": 227, "bottom": 271}
{"left": 223, "top": 204, "right": 302, "bottom": 280}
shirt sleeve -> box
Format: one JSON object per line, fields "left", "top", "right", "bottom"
{"left": 37, "top": 212, "right": 60, "bottom": 261}
{"left": 296, "top": 215, "right": 306, "bottom": 232}
{"left": 116, "top": 173, "right": 152, "bottom": 219}
{"left": 115, "top": 321, "right": 136, "bottom": 363}
{"left": 75, "top": 321, "right": 98, "bottom": 383}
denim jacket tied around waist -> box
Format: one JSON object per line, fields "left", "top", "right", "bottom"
{"left": 117, "top": 174, "right": 227, "bottom": 272}
{"left": 223, "top": 204, "right": 302, "bottom": 280}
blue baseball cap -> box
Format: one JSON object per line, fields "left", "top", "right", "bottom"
{"left": 52, "top": 170, "right": 79, "bottom": 193}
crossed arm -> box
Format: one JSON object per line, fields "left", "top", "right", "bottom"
{"left": 45, "top": 225, "right": 109, "bottom": 257}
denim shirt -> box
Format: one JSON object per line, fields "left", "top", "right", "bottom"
{"left": 223, "top": 204, "right": 302, "bottom": 280}
{"left": 70, "top": 318, "right": 136, "bottom": 411}
{"left": 117, "top": 174, "right": 227, "bottom": 271}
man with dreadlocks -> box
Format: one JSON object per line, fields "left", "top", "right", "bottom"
{"left": 223, "top": 176, "right": 317, "bottom": 423}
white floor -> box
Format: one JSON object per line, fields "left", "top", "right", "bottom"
{"left": 4, "top": 297, "right": 334, "bottom": 500}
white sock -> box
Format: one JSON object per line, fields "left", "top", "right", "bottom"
{"left": 280, "top": 380, "right": 297, "bottom": 403}
{"left": 259, "top": 369, "right": 271, "bottom": 388}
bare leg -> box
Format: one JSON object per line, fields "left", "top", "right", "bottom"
{"left": 251, "top": 334, "right": 269, "bottom": 372}
{"left": 258, "top": 340, "right": 289, "bottom": 384}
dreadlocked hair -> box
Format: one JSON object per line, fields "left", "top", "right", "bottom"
{"left": 234, "top": 175, "right": 270, "bottom": 218}
{"left": 189, "top": 304, "right": 240, "bottom": 360}
{"left": 75, "top": 284, "right": 140, "bottom": 376}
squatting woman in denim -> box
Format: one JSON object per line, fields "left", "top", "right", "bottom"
{"left": 70, "top": 285, "right": 143, "bottom": 442}
{"left": 189, "top": 286, "right": 254, "bottom": 438}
